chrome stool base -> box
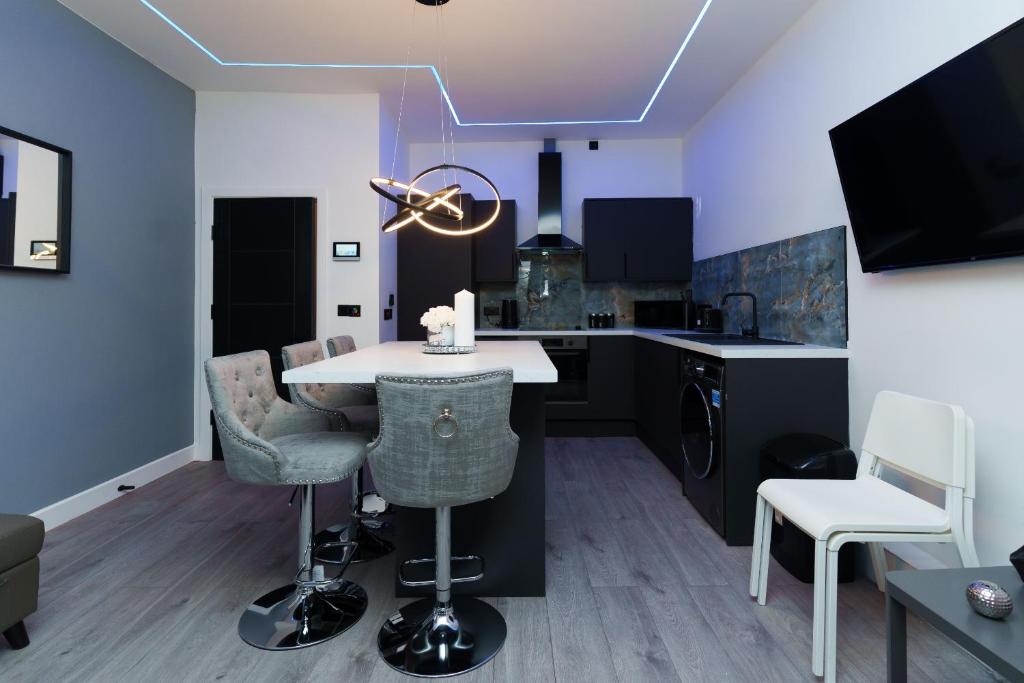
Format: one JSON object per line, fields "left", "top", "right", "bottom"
{"left": 377, "top": 597, "right": 506, "bottom": 677}
{"left": 315, "top": 521, "right": 395, "bottom": 564}
{"left": 238, "top": 580, "right": 368, "bottom": 650}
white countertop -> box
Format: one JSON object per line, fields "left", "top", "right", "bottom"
{"left": 282, "top": 340, "right": 558, "bottom": 384}
{"left": 475, "top": 328, "right": 850, "bottom": 359}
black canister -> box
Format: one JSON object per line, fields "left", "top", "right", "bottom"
{"left": 500, "top": 299, "right": 519, "bottom": 329}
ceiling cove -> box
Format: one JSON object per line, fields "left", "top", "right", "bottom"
{"left": 136, "top": 0, "right": 714, "bottom": 127}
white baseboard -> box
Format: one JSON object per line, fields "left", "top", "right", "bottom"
{"left": 31, "top": 445, "right": 196, "bottom": 530}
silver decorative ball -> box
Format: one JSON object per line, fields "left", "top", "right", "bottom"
{"left": 966, "top": 580, "right": 1014, "bottom": 619}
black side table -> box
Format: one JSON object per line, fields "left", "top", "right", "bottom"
{"left": 886, "top": 566, "right": 1024, "bottom": 682}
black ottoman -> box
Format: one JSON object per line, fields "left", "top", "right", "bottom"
{"left": 0, "top": 514, "right": 44, "bottom": 649}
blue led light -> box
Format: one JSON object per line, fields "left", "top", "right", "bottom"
{"left": 137, "top": 0, "right": 714, "bottom": 127}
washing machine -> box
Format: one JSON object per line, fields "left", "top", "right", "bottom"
{"left": 680, "top": 353, "right": 726, "bottom": 537}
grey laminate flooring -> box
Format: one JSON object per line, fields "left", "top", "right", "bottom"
{"left": 1, "top": 437, "right": 997, "bottom": 682}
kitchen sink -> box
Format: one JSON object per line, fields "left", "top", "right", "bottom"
{"left": 665, "top": 333, "right": 803, "bottom": 346}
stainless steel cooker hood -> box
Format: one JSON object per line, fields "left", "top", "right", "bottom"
{"left": 517, "top": 141, "right": 583, "bottom": 251}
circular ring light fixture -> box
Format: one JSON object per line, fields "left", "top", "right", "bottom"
{"left": 405, "top": 164, "right": 501, "bottom": 237}
{"left": 371, "top": 0, "right": 502, "bottom": 237}
{"left": 380, "top": 184, "right": 463, "bottom": 233}
{"left": 369, "top": 177, "right": 463, "bottom": 221}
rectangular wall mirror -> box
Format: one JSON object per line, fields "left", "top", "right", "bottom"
{"left": 0, "top": 126, "right": 72, "bottom": 273}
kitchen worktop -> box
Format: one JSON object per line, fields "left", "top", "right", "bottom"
{"left": 475, "top": 328, "right": 850, "bottom": 359}
{"left": 282, "top": 340, "right": 558, "bottom": 384}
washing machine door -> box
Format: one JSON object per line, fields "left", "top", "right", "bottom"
{"left": 680, "top": 381, "right": 715, "bottom": 479}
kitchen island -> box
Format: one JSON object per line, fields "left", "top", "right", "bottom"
{"left": 282, "top": 340, "right": 557, "bottom": 597}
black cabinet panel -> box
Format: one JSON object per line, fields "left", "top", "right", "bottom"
{"left": 583, "top": 198, "right": 693, "bottom": 282}
{"left": 582, "top": 199, "right": 627, "bottom": 281}
{"left": 397, "top": 195, "right": 475, "bottom": 341}
{"left": 719, "top": 357, "right": 848, "bottom": 545}
{"left": 634, "top": 337, "right": 683, "bottom": 479}
{"left": 626, "top": 198, "right": 693, "bottom": 281}
{"left": 472, "top": 199, "right": 517, "bottom": 283}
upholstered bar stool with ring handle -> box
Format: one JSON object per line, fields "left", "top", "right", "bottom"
{"left": 282, "top": 340, "right": 394, "bottom": 565}
{"left": 205, "top": 350, "right": 369, "bottom": 650}
{"left": 367, "top": 369, "right": 519, "bottom": 678}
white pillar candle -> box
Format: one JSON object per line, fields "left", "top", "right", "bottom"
{"left": 454, "top": 289, "right": 475, "bottom": 347}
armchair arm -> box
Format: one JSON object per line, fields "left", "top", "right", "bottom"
{"left": 212, "top": 414, "right": 283, "bottom": 484}
{"left": 261, "top": 398, "right": 333, "bottom": 440}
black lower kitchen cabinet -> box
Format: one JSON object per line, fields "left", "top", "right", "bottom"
{"left": 634, "top": 338, "right": 683, "bottom": 479}
{"left": 546, "top": 336, "right": 634, "bottom": 436}
{"left": 714, "top": 356, "right": 848, "bottom": 545}
{"left": 633, "top": 340, "right": 849, "bottom": 546}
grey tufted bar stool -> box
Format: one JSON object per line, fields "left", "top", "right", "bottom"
{"left": 367, "top": 368, "right": 519, "bottom": 677}
{"left": 281, "top": 340, "right": 394, "bottom": 565}
{"left": 326, "top": 335, "right": 378, "bottom": 401}
{"left": 205, "top": 350, "right": 369, "bottom": 650}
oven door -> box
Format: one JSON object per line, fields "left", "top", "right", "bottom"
{"left": 544, "top": 349, "right": 588, "bottom": 404}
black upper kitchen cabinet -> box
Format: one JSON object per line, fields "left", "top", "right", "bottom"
{"left": 583, "top": 198, "right": 693, "bottom": 282}
{"left": 583, "top": 199, "right": 628, "bottom": 281}
{"left": 472, "top": 199, "right": 517, "bottom": 283}
{"left": 397, "top": 194, "right": 475, "bottom": 341}
{"left": 634, "top": 337, "right": 683, "bottom": 479}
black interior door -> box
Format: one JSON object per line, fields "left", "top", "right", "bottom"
{"left": 211, "top": 197, "right": 316, "bottom": 459}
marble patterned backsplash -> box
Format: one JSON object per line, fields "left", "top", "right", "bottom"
{"left": 477, "top": 252, "right": 689, "bottom": 330}
{"left": 691, "top": 226, "right": 847, "bottom": 347}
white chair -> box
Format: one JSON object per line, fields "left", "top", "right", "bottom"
{"left": 749, "top": 391, "right": 979, "bottom": 682}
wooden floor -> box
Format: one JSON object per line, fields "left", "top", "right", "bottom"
{"left": 1, "top": 437, "right": 997, "bottom": 682}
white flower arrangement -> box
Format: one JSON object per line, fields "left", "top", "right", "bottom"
{"left": 419, "top": 305, "right": 456, "bottom": 333}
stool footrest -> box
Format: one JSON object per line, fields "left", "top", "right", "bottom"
{"left": 297, "top": 540, "right": 358, "bottom": 590}
{"left": 398, "top": 554, "right": 484, "bottom": 587}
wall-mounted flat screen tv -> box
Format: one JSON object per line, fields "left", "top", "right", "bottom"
{"left": 829, "top": 17, "right": 1024, "bottom": 272}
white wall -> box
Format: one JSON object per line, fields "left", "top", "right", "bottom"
{"left": 409, "top": 138, "right": 684, "bottom": 245}
{"left": 194, "top": 92, "right": 388, "bottom": 460}
{"left": 681, "top": 0, "right": 1024, "bottom": 565}
{"left": 378, "top": 101, "right": 406, "bottom": 342}
{"left": 195, "top": 92, "right": 383, "bottom": 348}
{"left": 10, "top": 140, "right": 59, "bottom": 270}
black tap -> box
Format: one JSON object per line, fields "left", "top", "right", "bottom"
{"left": 720, "top": 292, "right": 759, "bottom": 339}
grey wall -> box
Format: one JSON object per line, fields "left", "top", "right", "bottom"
{"left": 0, "top": 1, "right": 195, "bottom": 513}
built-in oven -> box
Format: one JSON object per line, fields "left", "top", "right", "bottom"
{"left": 539, "top": 336, "right": 588, "bottom": 404}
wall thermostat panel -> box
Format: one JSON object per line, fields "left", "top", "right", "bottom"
{"left": 333, "top": 242, "right": 360, "bottom": 261}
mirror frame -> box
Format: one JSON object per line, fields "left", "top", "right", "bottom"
{"left": 0, "top": 125, "right": 72, "bottom": 274}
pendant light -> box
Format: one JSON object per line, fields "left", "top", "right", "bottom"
{"left": 372, "top": 0, "right": 501, "bottom": 236}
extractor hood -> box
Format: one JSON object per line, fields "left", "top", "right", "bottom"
{"left": 517, "top": 144, "right": 583, "bottom": 251}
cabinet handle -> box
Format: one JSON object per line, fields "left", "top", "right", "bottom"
{"left": 624, "top": 253, "right": 629, "bottom": 280}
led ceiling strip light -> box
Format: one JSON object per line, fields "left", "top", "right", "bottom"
{"left": 136, "top": 0, "right": 715, "bottom": 127}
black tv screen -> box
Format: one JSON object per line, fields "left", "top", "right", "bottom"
{"left": 830, "top": 17, "right": 1024, "bottom": 272}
